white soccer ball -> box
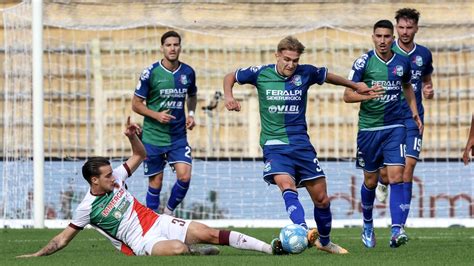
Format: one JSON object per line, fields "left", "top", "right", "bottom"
{"left": 279, "top": 224, "right": 308, "bottom": 254}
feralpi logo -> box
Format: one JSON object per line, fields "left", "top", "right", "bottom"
{"left": 265, "top": 89, "right": 302, "bottom": 101}
{"left": 102, "top": 188, "right": 125, "bottom": 216}
{"left": 268, "top": 105, "right": 299, "bottom": 114}
{"left": 160, "top": 88, "right": 188, "bottom": 95}
{"left": 371, "top": 80, "right": 401, "bottom": 91}
{"left": 266, "top": 90, "right": 302, "bottom": 96}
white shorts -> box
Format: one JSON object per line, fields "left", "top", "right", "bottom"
{"left": 141, "top": 214, "right": 190, "bottom": 256}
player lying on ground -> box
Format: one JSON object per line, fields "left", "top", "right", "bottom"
{"left": 17, "top": 117, "right": 285, "bottom": 257}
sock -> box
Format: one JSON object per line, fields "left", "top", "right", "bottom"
{"left": 402, "top": 182, "right": 413, "bottom": 226}
{"left": 314, "top": 205, "right": 332, "bottom": 246}
{"left": 282, "top": 189, "right": 307, "bottom": 229}
{"left": 360, "top": 183, "right": 375, "bottom": 225}
{"left": 166, "top": 179, "right": 190, "bottom": 211}
{"left": 219, "top": 230, "right": 272, "bottom": 254}
{"left": 389, "top": 182, "right": 404, "bottom": 233}
{"left": 146, "top": 186, "right": 161, "bottom": 211}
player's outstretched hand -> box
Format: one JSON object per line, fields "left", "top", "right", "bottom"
{"left": 225, "top": 97, "right": 241, "bottom": 112}
{"left": 186, "top": 116, "right": 196, "bottom": 130}
{"left": 354, "top": 83, "right": 384, "bottom": 100}
{"left": 124, "top": 116, "right": 141, "bottom": 137}
{"left": 155, "top": 109, "right": 176, "bottom": 123}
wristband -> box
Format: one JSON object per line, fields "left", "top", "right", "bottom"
{"left": 188, "top": 110, "right": 195, "bottom": 117}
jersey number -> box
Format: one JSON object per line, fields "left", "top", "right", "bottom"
{"left": 185, "top": 146, "right": 192, "bottom": 159}
{"left": 171, "top": 218, "right": 186, "bottom": 227}
{"left": 400, "top": 144, "right": 406, "bottom": 157}
{"left": 313, "top": 158, "right": 322, "bottom": 172}
{"left": 413, "top": 137, "right": 422, "bottom": 152}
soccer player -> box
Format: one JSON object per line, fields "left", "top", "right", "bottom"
{"left": 375, "top": 9, "right": 434, "bottom": 231}
{"left": 132, "top": 30, "right": 196, "bottom": 215}
{"left": 223, "top": 36, "right": 381, "bottom": 254}
{"left": 17, "top": 118, "right": 285, "bottom": 258}
{"left": 463, "top": 114, "right": 474, "bottom": 165}
{"left": 343, "top": 20, "right": 423, "bottom": 248}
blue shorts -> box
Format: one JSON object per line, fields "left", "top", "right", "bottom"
{"left": 262, "top": 145, "right": 325, "bottom": 187}
{"left": 356, "top": 126, "right": 406, "bottom": 172}
{"left": 404, "top": 117, "right": 424, "bottom": 160}
{"left": 143, "top": 142, "right": 192, "bottom": 177}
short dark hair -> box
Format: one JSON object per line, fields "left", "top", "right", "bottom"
{"left": 161, "top": 30, "right": 181, "bottom": 45}
{"left": 82, "top": 157, "right": 110, "bottom": 184}
{"left": 277, "top": 36, "right": 305, "bottom": 54}
{"left": 373, "top": 19, "right": 394, "bottom": 33}
{"left": 395, "top": 8, "right": 420, "bottom": 24}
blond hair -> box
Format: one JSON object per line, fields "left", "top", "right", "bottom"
{"left": 277, "top": 36, "right": 305, "bottom": 54}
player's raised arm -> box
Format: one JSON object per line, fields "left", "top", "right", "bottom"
{"left": 343, "top": 86, "right": 381, "bottom": 103}
{"left": 223, "top": 71, "right": 241, "bottom": 112}
{"left": 16, "top": 226, "right": 80, "bottom": 258}
{"left": 124, "top": 116, "right": 146, "bottom": 173}
{"left": 326, "top": 72, "right": 383, "bottom": 96}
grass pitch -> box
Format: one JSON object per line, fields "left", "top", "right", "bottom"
{"left": 1, "top": 227, "right": 473, "bottom": 266}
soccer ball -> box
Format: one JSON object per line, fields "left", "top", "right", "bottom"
{"left": 279, "top": 224, "right": 308, "bottom": 254}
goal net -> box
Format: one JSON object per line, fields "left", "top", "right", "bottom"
{"left": 1, "top": 1, "right": 473, "bottom": 228}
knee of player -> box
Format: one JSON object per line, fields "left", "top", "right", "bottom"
{"left": 313, "top": 194, "right": 330, "bottom": 207}
{"left": 167, "top": 241, "right": 189, "bottom": 255}
{"left": 151, "top": 240, "right": 189, "bottom": 256}
{"left": 176, "top": 173, "right": 191, "bottom": 182}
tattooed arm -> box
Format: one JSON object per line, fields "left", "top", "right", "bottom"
{"left": 17, "top": 226, "right": 80, "bottom": 257}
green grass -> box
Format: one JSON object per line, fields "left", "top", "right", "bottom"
{"left": 1, "top": 227, "right": 473, "bottom": 265}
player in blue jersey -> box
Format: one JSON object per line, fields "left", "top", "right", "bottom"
{"left": 375, "top": 9, "right": 435, "bottom": 231}
{"left": 224, "top": 36, "right": 381, "bottom": 254}
{"left": 132, "top": 31, "right": 197, "bottom": 215}
{"left": 343, "top": 20, "right": 423, "bottom": 248}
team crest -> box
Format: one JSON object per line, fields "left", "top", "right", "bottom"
{"left": 414, "top": 56, "right": 423, "bottom": 67}
{"left": 291, "top": 75, "right": 302, "bottom": 86}
{"left": 263, "top": 161, "right": 272, "bottom": 172}
{"left": 180, "top": 75, "right": 188, "bottom": 85}
{"left": 394, "top": 65, "right": 404, "bottom": 76}
{"left": 113, "top": 211, "right": 123, "bottom": 219}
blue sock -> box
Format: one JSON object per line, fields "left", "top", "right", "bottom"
{"left": 390, "top": 182, "right": 404, "bottom": 233}
{"left": 314, "top": 205, "right": 332, "bottom": 246}
{"left": 146, "top": 186, "right": 161, "bottom": 211}
{"left": 360, "top": 183, "right": 375, "bottom": 225}
{"left": 282, "top": 189, "right": 307, "bottom": 229}
{"left": 402, "top": 182, "right": 413, "bottom": 226}
{"left": 166, "top": 179, "right": 190, "bottom": 211}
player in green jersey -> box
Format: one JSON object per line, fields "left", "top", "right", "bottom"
{"left": 224, "top": 36, "right": 381, "bottom": 254}
{"left": 132, "top": 31, "right": 197, "bottom": 215}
